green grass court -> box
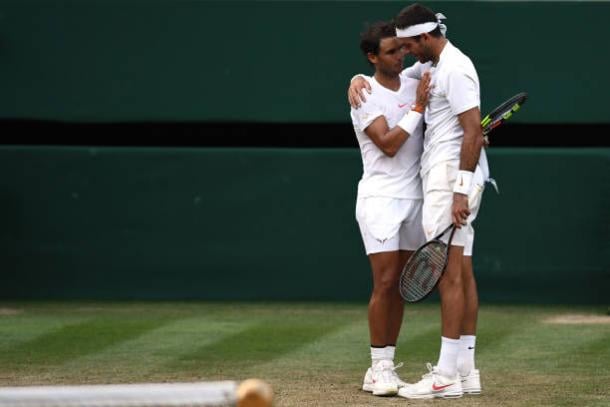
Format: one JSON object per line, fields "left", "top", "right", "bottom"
{"left": 0, "top": 302, "right": 608, "bottom": 406}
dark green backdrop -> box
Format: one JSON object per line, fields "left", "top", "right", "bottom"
{"left": 0, "top": 147, "right": 608, "bottom": 303}
{"left": 0, "top": 1, "right": 609, "bottom": 123}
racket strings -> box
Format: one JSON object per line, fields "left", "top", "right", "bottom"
{"left": 399, "top": 243, "right": 447, "bottom": 301}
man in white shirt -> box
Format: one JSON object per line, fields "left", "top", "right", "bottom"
{"left": 349, "top": 3, "right": 486, "bottom": 399}
{"left": 350, "top": 21, "right": 431, "bottom": 397}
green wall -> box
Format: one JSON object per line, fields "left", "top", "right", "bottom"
{"left": 0, "top": 1, "right": 609, "bottom": 123}
{"left": 0, "top": 147, "right": 608, "bottom": 304}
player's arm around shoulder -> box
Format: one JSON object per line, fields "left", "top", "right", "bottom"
{"left": 348, "top": 74, "right": 372, "bottom": 109}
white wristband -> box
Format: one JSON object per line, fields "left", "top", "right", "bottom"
{"left": 453, "top": 170, "right": 474, "bottom": 195}
{"left": 397, "top": 110, "right": 423, "bottom": 136}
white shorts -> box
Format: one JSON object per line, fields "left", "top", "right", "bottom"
{"left": 356, "top": 197, "right": 426, "bottom": 255}
{"left": 421, "top": 161, "right": 485, "bottom": 257}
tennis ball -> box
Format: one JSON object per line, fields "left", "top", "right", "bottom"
{"left": 236, "top": 378, "right": 273, "bottom": 407}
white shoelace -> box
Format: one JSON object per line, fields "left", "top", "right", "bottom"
{"left": 391, "top": 362, "right": 406, "bottom": 384}
{"left": 419, "top": 362, "right": 436, "bottom": 381}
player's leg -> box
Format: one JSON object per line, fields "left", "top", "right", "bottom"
{"left": 461, "top": 254, "right": 478, "bottom": 336}
{"left": 459, "top": 253, "right": 481, "bottom": 394}
{"left": 356, "top": 197, "right": 403, "bottom": 396}
{"left": 399, "top": 163, "right": 464, "bottom": 399}
{"left": 368, "top": 250, "right": 403, "bottom": 348}
{"left": 385, "top": 249, "right": 410, "bottom": 347}
{"left": 458, "top": 168, "right": 486, "bottom": 394}
{"left": 366, "top": 249, "right": 402, "bottom": 395}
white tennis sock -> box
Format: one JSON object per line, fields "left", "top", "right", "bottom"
{"left": 436, "top": 337, "right": 460, "bottom": 377}
{"left": 457, "top": 335, "right": 476, "bottom": 376}
{"left": 384, "top": 345, "right": 395, "bottom": 361}
{"left": 371, "top": 346, "right": 386, "bottom": 369}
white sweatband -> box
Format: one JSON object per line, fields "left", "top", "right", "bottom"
{"left": 397, "top": 109, "right": 423, "bottom": 136}
{"left": 453, "top": 170, "right": 474, "bottom": 195}
{"left": 396, "top": 13, "right": 447, "bottom": 38}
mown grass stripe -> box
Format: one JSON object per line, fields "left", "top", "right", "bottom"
{"left": 0, "top": 316, "right": 89, "bottom": 351}
{"left": 1, "top": 318, "right": 169, "bottom": 369}
{"left": 57, "top": 317, "right": 256, "bottom": 381}
{"left": 168, "top": 316, "right": 351, "bottom": 374}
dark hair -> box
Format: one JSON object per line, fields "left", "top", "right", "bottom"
{"left": 395, "top": 3, "right": 442, "bottom": 38}
{"left": 359, "top": 21, "right": 396, "bottom": 66}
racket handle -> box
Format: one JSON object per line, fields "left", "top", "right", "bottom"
{"left": 433, "top": 224, "right": 455, "bottom": 241}
{"left": 446, "top": 225, "right": 457, "bottom": 246}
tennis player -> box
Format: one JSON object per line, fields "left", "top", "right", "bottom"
{"left": 349, "top": 3, "right": 486, "bottom": 399}
{"left": 350, "top": 21, "right": 431, "bottom": 397}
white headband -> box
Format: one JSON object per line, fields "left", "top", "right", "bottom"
{"left": 395, "top": 13, "right": 447, "bottom": 38}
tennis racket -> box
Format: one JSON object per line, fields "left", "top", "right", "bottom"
{"left": 399, "top": 225, "right": 456, "bottom": 303}
{"left": 481, "top": 92, "right": 528, "bottom": 140}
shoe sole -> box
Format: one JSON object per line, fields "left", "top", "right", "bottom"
{"left": 372, "top": 385, "right": 398, "bottom": 396}
{"left": 399, "top": 391, "right": 463, "bottom": 400}
{"left": 363, "top": 384, "right": 399, "bottom": 396}
{"left": 438, "top": 392, "right": 464, "bottom": 399}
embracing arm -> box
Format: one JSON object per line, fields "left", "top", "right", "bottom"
{"left": 347, "top": 61, "right": 425, "bottom": 108}
{"left": 364, "top": 73, "right": 431, "bottom": 157}
{"left": 348, "top": 75, "right": 372, "bottom": 108}
{"left": 365, "top": 117, "right": 411, "bottom": 157}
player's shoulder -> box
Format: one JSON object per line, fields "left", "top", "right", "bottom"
{"left": 357, "top": 76, "right": 387, "bottom": 105}
{"left": 445, "top": 41, "right": 477, "bottom": 71}
{"left": 350, "top": 76, "right": 383, "bottom": 117}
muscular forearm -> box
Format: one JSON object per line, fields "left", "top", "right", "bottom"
{"left": 377, "top": 127, "right": 409, "bottom": 157}
{"left": 459, "top": 129, "right": 484, "bottom": 171}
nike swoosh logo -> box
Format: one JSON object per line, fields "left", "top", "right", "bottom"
{"left": 432, "top": 383, "right": 454, "bottom": 391}
{"left": 468, "top": 346, "right": 474, "bottom": 350}
{"left": 398, "top": 103, "right": 408, "bottom": 108}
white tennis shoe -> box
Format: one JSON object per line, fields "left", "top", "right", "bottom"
{"left": 397, "top": 363, "right": 463, "bottom": 399}
{"left": 460, "top": 368, "right": 481, "bottom": 394}
{"left": 361, "top": 360, "right": 399, "bottom": 396}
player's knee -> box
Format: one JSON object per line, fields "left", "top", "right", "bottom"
{"left": 439, "top": 272, "right": 463, "bottom": 290}
{"left": 373, "top": 272, "right": 399, "bottom": 295}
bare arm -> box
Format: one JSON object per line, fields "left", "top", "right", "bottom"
{"left": 364, "top": 117, "right": 409, "bottom": 157}
{"left": 363, "top": 72, "right": 431, "bottom": 157}
{"left": 458, "top": 107, "right": 484, "bottom": 171}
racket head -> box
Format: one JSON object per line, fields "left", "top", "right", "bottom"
{"left": 481, "top": 92, "right": 528, "bottom": 135}
{"left": 399, "top": 239, "right": 450, "bottom": 303}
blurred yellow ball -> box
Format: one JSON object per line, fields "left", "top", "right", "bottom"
{"left": 236, "top": 379, "right": 273, "bottom": 407}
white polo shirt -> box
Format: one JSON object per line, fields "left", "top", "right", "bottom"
{"left": 400, "top": 41, "right": 489, "bottom": 178}
{"left": 350, "top": 75, "right": 424, "bottom": 200}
